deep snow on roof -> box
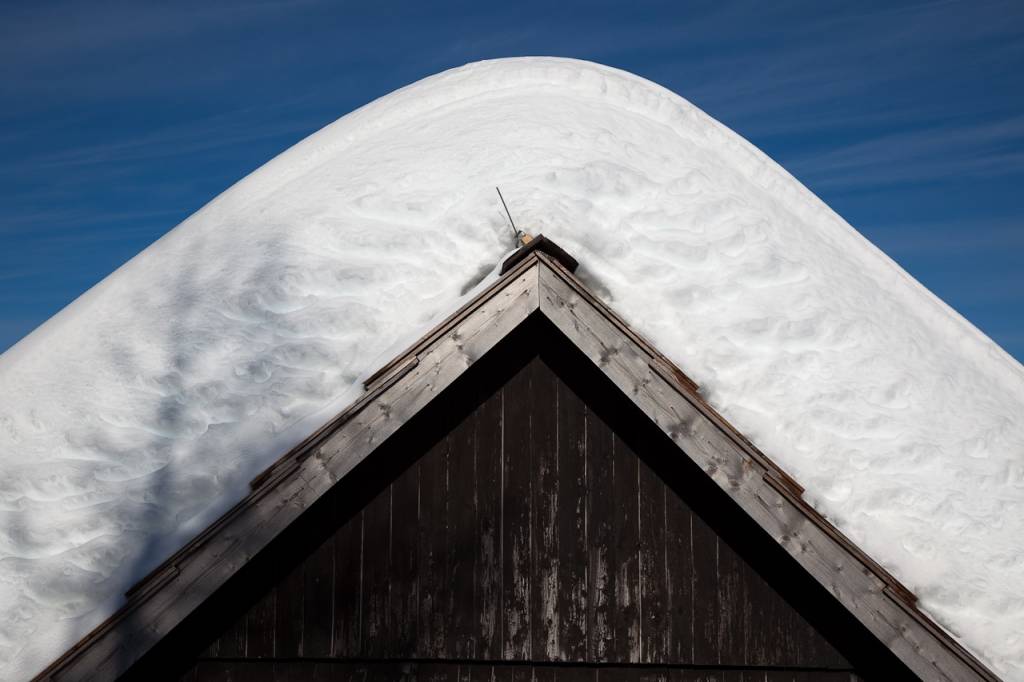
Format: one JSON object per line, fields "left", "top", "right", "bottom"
{"left": 0, "top": 57, "right": 1021, "bottom": 680}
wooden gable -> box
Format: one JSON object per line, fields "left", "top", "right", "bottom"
{"left": 36, "top": 244, "right": 1001, "bottom": 682}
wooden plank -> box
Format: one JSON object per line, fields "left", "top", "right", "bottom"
{"left": 475, "top": 384, "right": 504, "bottom": 660}
{"left": 214, "top": 610, "right": 246, "bottom": 658}
{"left": 199, "top": 626, "right": 220, "bottom": 659}
{"left": 418, "top": 432, "right": 449, "bottom": 658}
{"left": 715, "top": 535, "right": 745, "bottom": 664}
{"left": 555, "top": 667, "right": 596, "bottom": 682}
{"left": 272, "top": 660, "right": 317, "bottom": 682}
{"left": 598, "top": 666, "right": 638, "bottom": 682}
{"left": 688, "top": 500, "right": 718, "bottom": 664}
{"left": 502, "top": 358, "right": 534, "bottom": 660}
{"left": 448, "top": 403, "right": 479, "bottom": 658}
{"left": 302, "top": 531, "right": 334, "bottom": 657}
{"left": 533, "top": 666, "right": 557, "bottom": 682}
{"left": 416, "top": 662, "right": 461, "bottom": 681}
{"left": 274, "top": 558, "right": 305, "bottom": 657}
{"left": 245, "top": 584, "right": 276, "bottom": 658}
{"left": 555, "top": 369, "right": 588, "bottom": 662}
{"left": 491, "top": 665, "right": 515, "bottom": 682}
{"left": 637, "top": 668, "right": 669, "bottom": 682}
{"left": 363, "top": 250, "right": 541, "bottom": 390}
{"left": 361, "top": 661, "right": 405, "bottom": 681}
{"left": 535, "top": 263, "right": 989, "bottom": 681}
{"left": 511, "top": 666, "right": 534, "bottom": 682}
{"left": 361, "top": 485, "right": 391, "bottom": 658}
{"left": 331, "top": 510, "right": 362, "bottom": 657}
{"left": 192, "top": 661, "right": 272, "bottom": 682}
{"left": 585, "top": 403, "right": 614, "bottom": 662}
{"left": 190, "top": 660, "right": 230, "bottom": 682}
{"left": 388, "top": 457, "right": 419, "bottom": 658}
{"left": 611, "top": 432, "right": 641, "bottom": 663}
{"left": 638, "top": 454, "right": 668, "bottom": 664}
{"left": 664, "top": 480, "right": 694, "bottom": 664}
{"left": 531, "top": 356, "right": 561, "bottom": 661}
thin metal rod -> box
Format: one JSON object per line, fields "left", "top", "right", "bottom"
{"left": 495, "top": 186, "right": 519, "bottom": 239}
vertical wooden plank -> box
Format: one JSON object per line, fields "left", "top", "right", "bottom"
{"left": 744, "top": 555, "right": 779, "bottom": 666}
{"left": 239, "top": 661, "right": 274, "bottom": 682}
{"left": 666, "top": 671, "right": 690, "bottom": 682}
{"left": 274, "top": 661, "right": 317, "bottom": 682}
{"left": 690, "top": 509, "right": 719, "bottom": 664}
{"left": 275, "top": 557, "right": 305, "bottom": 657}
{"left": 245, "top": 585, "right": 276, "bottom": 658}
{"left": 533, "top": 666, "right": 557, "bottom": 682}
{"left": 664, "top": 482, "right": 694, "bottom": 664}
{"left": 416, "top": 662, "right": 461, "bottom": 681}
{"left": 190, "top": 660, "right": 230, "bottom": 682}
{"left": 475, "top": 385, "right": 504, "bottom": 660}
{"left": 448, "top": 404, "right": 478, "bottom": 658}
{"left": 554, "top": 667, "right": 596, "bottom": 682}
{"left": 418, "top": 432, "right": 449, "bottom": 657}
{"left": 214, "top": 611, "right": 246, "bottom": 658}
{"left": 586, "top": 404, "right": 614, "bottom": 662}
{"left": 332, "top": 510, "right": 362, "bottom": 657}
{"left": 610, "top": 433, "right": 641, "bottom": 663}
{"left": 199, "top": 629, "right": 220, "bottom": 659}
{"left": 532, "top": 357, "right": 560, "bottom": 661}
{"left": 715, "top": 537, "right": 745, "bottom": 664}
{"left": 336, "top": 661, "right": 374, "bottom": 681}
{"left": 555, "top": 371, "right": 588, "bottom": 662}
{"left": 361, "top": 485, "right": 391, "bottom": 658}
{"left": 362, "top": 662, "right": 404, "bottom": 681}
{"left": 303, "top": 530, "right": 335, "bottom": 657}
{"left": 638, "top": 455, "right": 667, "bottom": 664}
{"left": 388, "top": 459, "right": 419, "bottom": 658}
{"left": 491, "top": 664, "right": 515, "bottom": 682}
{"left": 637, "top": 668, "right": 669, "bottom": 682}
{"left": 598, "top": 667, "right": 638, "bottom": 682}
{"left": 502, "top": 359, "right": 533, "bottom": 660}
{"left": 511, "top": 666, "right": 533, "bottom": 682}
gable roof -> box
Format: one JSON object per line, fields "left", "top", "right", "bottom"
{"left": 36, "top": 243, "right": 1001, "bottom": 682}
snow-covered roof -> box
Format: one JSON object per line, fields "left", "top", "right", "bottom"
{"left": 1, "top": 57, "right": 1021, "bottom": 680}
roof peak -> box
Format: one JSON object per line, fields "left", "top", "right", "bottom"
{"left": 500, "top": 233, "right": 579, "bottom": 275}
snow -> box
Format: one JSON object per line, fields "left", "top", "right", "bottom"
{"left": 1, "top": 57, "right": 1022, "bottom": 680}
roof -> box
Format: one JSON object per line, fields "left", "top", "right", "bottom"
{"left": 36, "top": 244, "right": 1001, "bottom": 681}
{"left": 3, "top": 57, "right": 1021, "bottom": 680}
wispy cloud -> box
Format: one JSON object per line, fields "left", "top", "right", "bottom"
{"left": 1, "top": 113, "right": 321, "bottom": 175}
{"left": 787, "top": 115, "right": 1024, "bottom": 189}
{"left": 1, "top": 207, "right": 183, "bottom": 237}
{"left": 867, "top": 218, "right": 1024, "bottom": 255}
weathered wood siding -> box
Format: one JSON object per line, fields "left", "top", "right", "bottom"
{"left": 182, "top": 661, "right": 864, "bottom": 682}
{"left": 150, "top": 321, "right": 911, "bottom": 680}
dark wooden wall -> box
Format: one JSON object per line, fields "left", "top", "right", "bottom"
{"left": 132, "top": 319, "right": 913, "bottom": 681}
{"left": 181, "top": 661, "right": 861, "bottom": 681}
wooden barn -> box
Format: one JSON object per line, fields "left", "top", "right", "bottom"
{"left": 35, "top": 239, "right": 1001, "bottom": 681}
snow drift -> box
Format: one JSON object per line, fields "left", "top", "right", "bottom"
{"left": 1, "top": 57, "right": 1022, "bottom": 680}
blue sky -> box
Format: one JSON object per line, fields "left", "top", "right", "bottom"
{"left": 1, "top": 0, "right": 1022, "bottom": 359}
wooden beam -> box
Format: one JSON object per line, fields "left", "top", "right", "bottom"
{"left": 535, "top": 258, "right": 997, "bottom": 682}
{"left": 500, "top": 234, "right": 579, "bottom": 275}
{"left": 40, "top": 264, "right": 542, "bottom": 682}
